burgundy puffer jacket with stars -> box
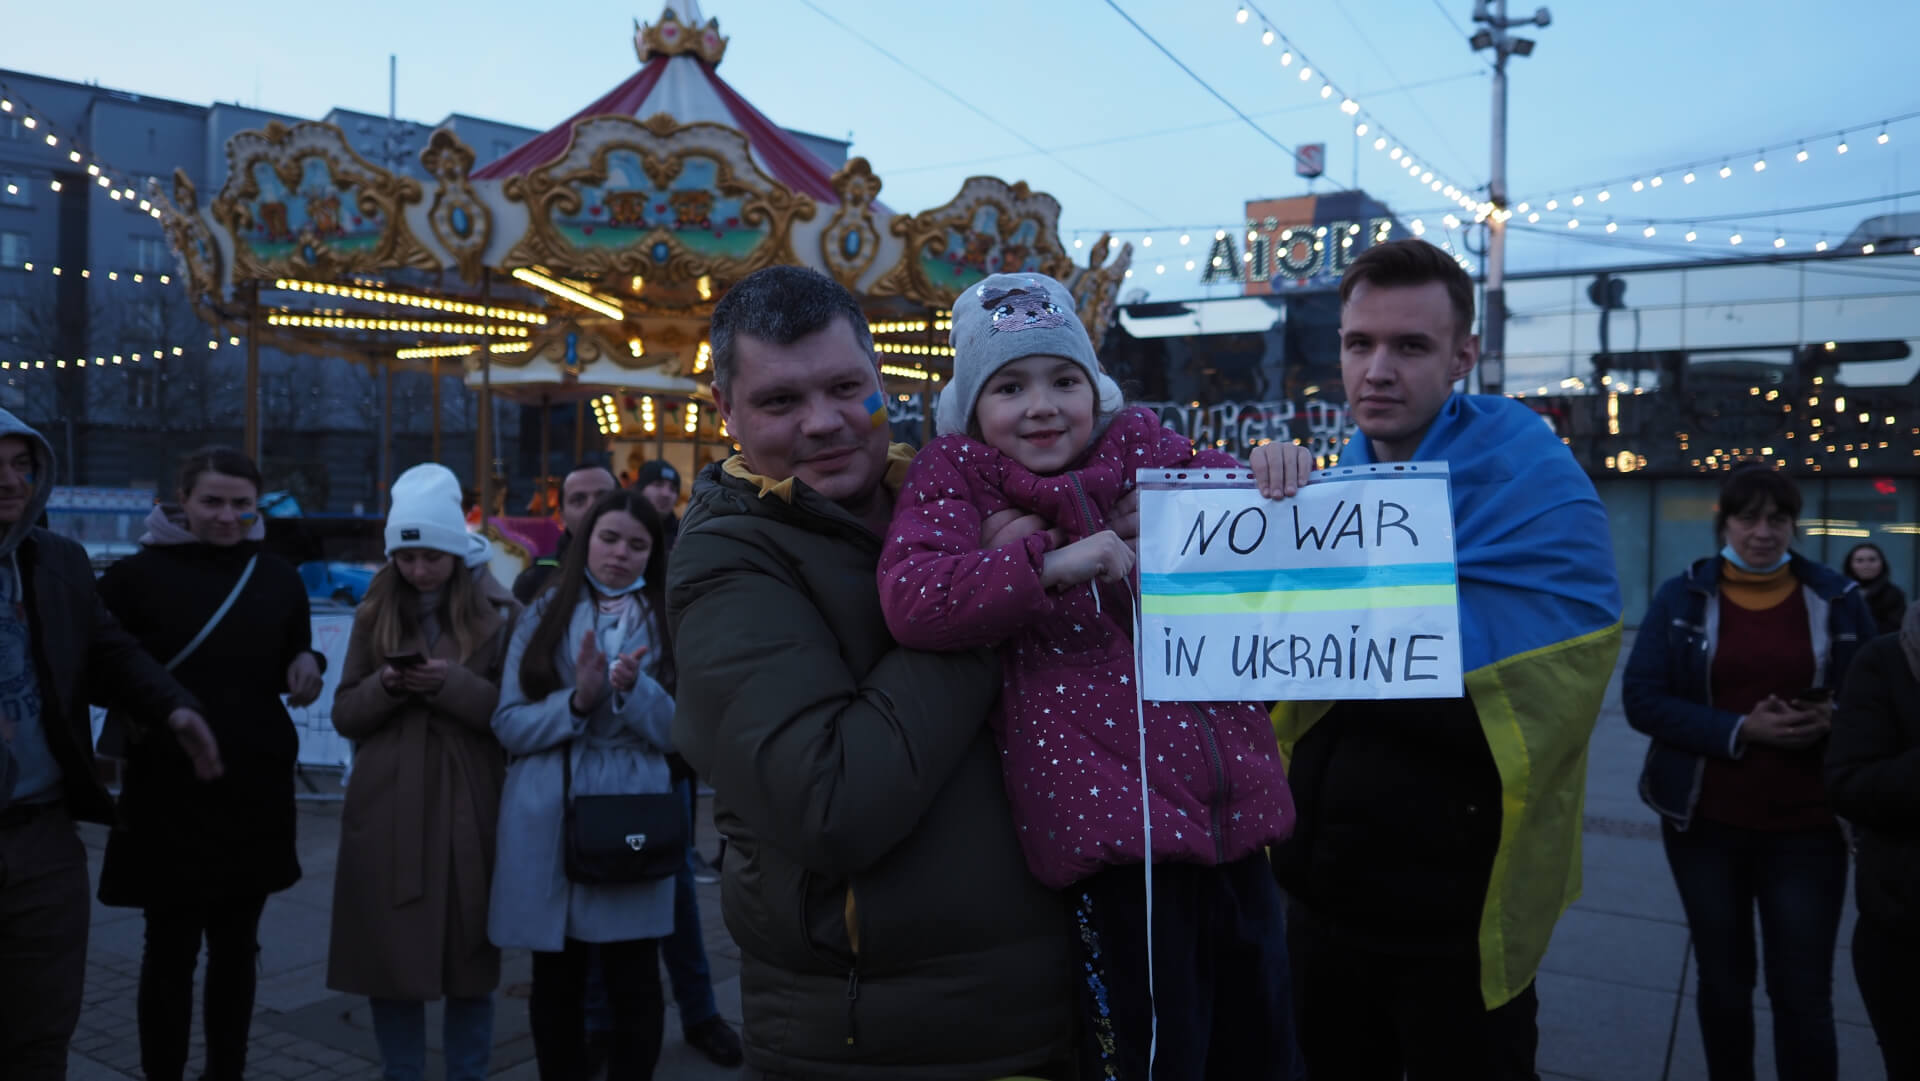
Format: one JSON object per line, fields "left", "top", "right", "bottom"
{"left": 879, "top": 406, "right": 1294, "bottom": 890}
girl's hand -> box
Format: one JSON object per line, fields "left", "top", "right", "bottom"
{"left": 379, "top": 665, "right": 406, "bottom": 694}
{"left": 571, "top": 630, "right": 609, "bottom": 713}
{"left": 401, "top": 658, "right": 451, "bottom": 695}
{"left": 285, "top": 652, "right": 324, "bottom": 707}
{"left": 1040, "top": 530, "right": 1135, "bottom": 590}
{"left": 608, "top": 647, "right": 650, "bottom": 694}
{"left": 1250, "top": 442, "right": 1316, "bottom": 499}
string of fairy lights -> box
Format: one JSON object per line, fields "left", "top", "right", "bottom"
{"left": 0, "top": 82, "right": 172, "bottom": 221}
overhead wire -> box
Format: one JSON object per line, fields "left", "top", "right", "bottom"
{"left": 790, "top": 0, "right": 1166, "bottom": 220}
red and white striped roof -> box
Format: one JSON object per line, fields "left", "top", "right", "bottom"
{"left": 473, "top": 18, "right": 840, "bottom": 203}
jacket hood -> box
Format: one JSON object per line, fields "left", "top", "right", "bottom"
{"left": 139, "top": 502, "right": 268, "bottom": 546}
{"left": 0, "top": 407, "right": 54, "bottom": 561}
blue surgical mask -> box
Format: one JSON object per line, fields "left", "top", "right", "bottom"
{"left": 1721, "top": 543, "right": 1791, "bottom": 574}
{"left": 587, "top": 569, "right": 647, "bottom": 597}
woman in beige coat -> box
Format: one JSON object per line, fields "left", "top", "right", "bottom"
{"left": 326, "top": 465, "right": 520, "bottom": 1081}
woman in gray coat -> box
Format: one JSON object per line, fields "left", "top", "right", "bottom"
{"left": 490, "top": 490, "right": 676, "bottom": 1080}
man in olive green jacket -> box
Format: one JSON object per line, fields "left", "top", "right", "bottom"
{"left": 667, "top": 267, "right": 1077, "bottom": 1081}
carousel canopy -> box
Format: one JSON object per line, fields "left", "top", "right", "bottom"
{"left": 151, "top": 0, "right": 1133, "bottom": 418}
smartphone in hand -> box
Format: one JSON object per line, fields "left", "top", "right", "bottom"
{"left": 385, "top": 652, "right": 426, "bottom": 670}
{"left": 1790, "top": 686, "right": 1832, "bottom": 705}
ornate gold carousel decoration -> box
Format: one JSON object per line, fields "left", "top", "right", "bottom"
{"left": 151, "top": 0, "right": 1132, "bottom": 521}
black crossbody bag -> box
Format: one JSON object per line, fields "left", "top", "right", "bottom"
{"left": 560, "top": 740, "right": 684, "bottom": 885}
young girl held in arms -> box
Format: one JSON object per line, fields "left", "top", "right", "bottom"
{"left": 878, "top": 273, "right": 1312, "bottom": 1080}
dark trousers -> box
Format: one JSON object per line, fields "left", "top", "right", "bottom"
{"left": 531, "top": 936, "right": 664, "bottom": 1081}
{"left": 1852, "top": 911, "right": 1920, "bottom": 1081}
{"left": 138, "top": 892, "right": 270, "bottom": 1081}
{"left": 1071, "top": 855, "right": 1297, "bottom": 1081}
{"left": 0, "top": 802, "right": 90, "bottom": 1081}
{"left": 1662, "top": 818, "right": 1848, "bottom": 1081}
{"left": 1288, "top": 902, "right": 1539, "bottom": 1081}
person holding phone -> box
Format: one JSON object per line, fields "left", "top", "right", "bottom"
{"left": 489, "top": 489, "right": 678, "bottom": 1080}
{"left": 1624, "top": 464, "right": 1875, "bottom": 1081}
{"left": 94, "top": 446, "right": 324, "bottom": 1081}
{"left": 326, "top": 464, "right": 520, "bottom": 1081}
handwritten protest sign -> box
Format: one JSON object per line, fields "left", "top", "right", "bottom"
{"left": 1137, "top": 463, "right": 1463, "bottom": 701}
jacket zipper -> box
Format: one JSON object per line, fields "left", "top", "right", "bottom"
{"left": 843, "top": 882, "right": 860, "bottom": 1047}
{"left": 1190, "top": 705, "right": 1230, "bottom": 863}
{"left": 1067, "top": 473, "right": 1098, "bottom": 538}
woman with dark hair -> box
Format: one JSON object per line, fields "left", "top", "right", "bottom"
{"left": 95, "top": 446, "right": 325, "bottom": 1081}
{"left": 326, "top": 464, "right": 521, "bottom": 1081}
{"left": 1624, "top": 464, "right": 1876, "bottom": 1081}
{"left": 1827, "top": 599, "right": 1920, "bottom": 1079}
{"left": 1843, "top": 542, "right": 1908, "bottom": 636}
{"left": 489, "top": 489, "right": 677, "bottom": 1079}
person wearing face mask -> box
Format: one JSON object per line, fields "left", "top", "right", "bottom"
{"left": 326, "top": 464, "right": 520, "bottom": 1081}
{"left": 1624, "top": 463, "right": 1875, "bottom": 1081}
{"left": 94, "top": 446, "right": 326, "bottom": 1081}
{"left": 490, "top": 489, "right": 679, "bottom": 1080}
{"left": 1843, "top": 542, "right": 1909, "bottom": 637}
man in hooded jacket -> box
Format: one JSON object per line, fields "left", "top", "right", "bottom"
{"left": 0, "top": 407, "right": 222, "bottom": 1078}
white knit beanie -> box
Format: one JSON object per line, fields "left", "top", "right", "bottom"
{"left": 385, "top": 464, "right": 490, "bottom": 567}
{"left": 934, "top": 272, "right": 1124, "bottom": 438}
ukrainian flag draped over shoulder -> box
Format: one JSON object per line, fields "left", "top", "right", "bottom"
{"left": 1273, "top": 393, "right": 1623, "bottom": 1008}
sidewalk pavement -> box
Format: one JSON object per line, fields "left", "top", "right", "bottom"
{"left": 68, "top": 633, "right": 1887, "bottom": 1080}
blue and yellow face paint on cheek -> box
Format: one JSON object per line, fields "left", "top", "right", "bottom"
{"left": 863, "top": 390, "right": 889, "bottom": 430}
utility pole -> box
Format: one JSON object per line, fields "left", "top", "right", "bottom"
{"left": 1469, "top": 1, "right": 1550, "bottom": 396}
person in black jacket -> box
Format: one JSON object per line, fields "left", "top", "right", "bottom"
{"left": 511, "top": 463, "right": 616, "bottom": 605}
{"left": 0, "top": 409, "right": 220, "bottom": 1080}
{"left": 1827, "top": 602, "right": 1920, "bottom": 1079}
{"left": 1844, "top": 542, "right": 1909, "bottom": 637}
{"left": 95, "top": 446, "right": 325, "bottom": 1081}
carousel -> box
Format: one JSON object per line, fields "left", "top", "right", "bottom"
{"left": 151, "top": 1, "right": 1131, "bottom": 577}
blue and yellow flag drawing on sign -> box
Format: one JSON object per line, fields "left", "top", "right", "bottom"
{"left": 1273, "top": 393, "right": 1623, "bottom": 1009}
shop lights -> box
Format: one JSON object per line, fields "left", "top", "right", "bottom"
{"left": 510, "top": 267, "right": 624, "bottom": 320}
{"left": 273, "top": 278, "right": 546, "bottom": 324}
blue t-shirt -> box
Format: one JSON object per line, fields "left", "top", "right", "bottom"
{"left": 0, "top": 559, "right": 59, "bottom": 806}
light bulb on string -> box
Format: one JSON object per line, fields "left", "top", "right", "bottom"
{"left": 1837, "top": 134, "right": 1849, "bottom": 154}
{"left": 1261, "top": 28, "right": 1274, "bottom": 45}
{"left": 1527, "top": 212, "right": 1540, "bottom": 223}
{"left": 1643, "top": 225, "right": 1657, "bottom": 238}
{"left": 1684, "top": 171, "right": 1697, "bottom": 184}
{"left": 1730, "top": 231, "right": 1744, "bottom": 245}
{"left": 1773, "top": 235, "right": 1786, "bottom": 249}
{"left": 1300, "top": 67, "right": 1312, "bottom": 81}
{"left": 1355, "top": 122, "right": 1368, "bottom": 136}
{"left": 1598, "top": 189, "right": 1611, "bottom": 202}
{"left": 1631, "top": 180, "right": 1644, "bottom": 192}
{"left": 1178, "top": 233, "right": 1190, "bottom": 245}
{"left": 1719, "top": 162, "right": 1733, "bottom": 179}
{"left": 1280, "top": 50, "right": 1293, "bottom": 66}
{"left": 1141, "top": 235, "right": 1152, "bottom": 247}
{"left": 1235, "top": 5, "right": 1248, "bottom": 23}
{"left": 1815, "top": 239, "right": 1829, "bottom": 252}
{"left": 1878, "top": 125, "right": 1890, "bottom": 145}
{"left": 1320, "top": 85, "right": 1333, "bottom": 99}
{"left": 1567, "top": 219, "right": 1580, "bottom": 229}
{"left": 1650, "top": 176, "right": 1664, "bottom": 187}
{"left": 1753, "top": 153, "right": 1766, "bottom": 172}
{"left": 1796, "top": 145, "right": 1809, "bottom": 162}
{"left": 1686, "top": 228, "right": 1698, "bottom": 242}
{"left": 1571, "top": 195, "right": 1584, "bottom": 207}
{"left": 1545, "top": 198, "right": 1558, "bottom": 210}
{"left": 1605, "top": 220, "right": 1618, "bottom": 233}
{"left": 1864, "top": 242, "right": 1876, "bottom": 254}
{"left": 1390, "top": 147, "right": 1402, "bottom": 160}
{"left": 1372, "top": 137, "right": 1386, "bottom": 150}
{"left": 1342, "top": 99, "right": 1359, "bottom": 115}
{"left": 1073, "top": 238, "right": 1082, "bottom": 249}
